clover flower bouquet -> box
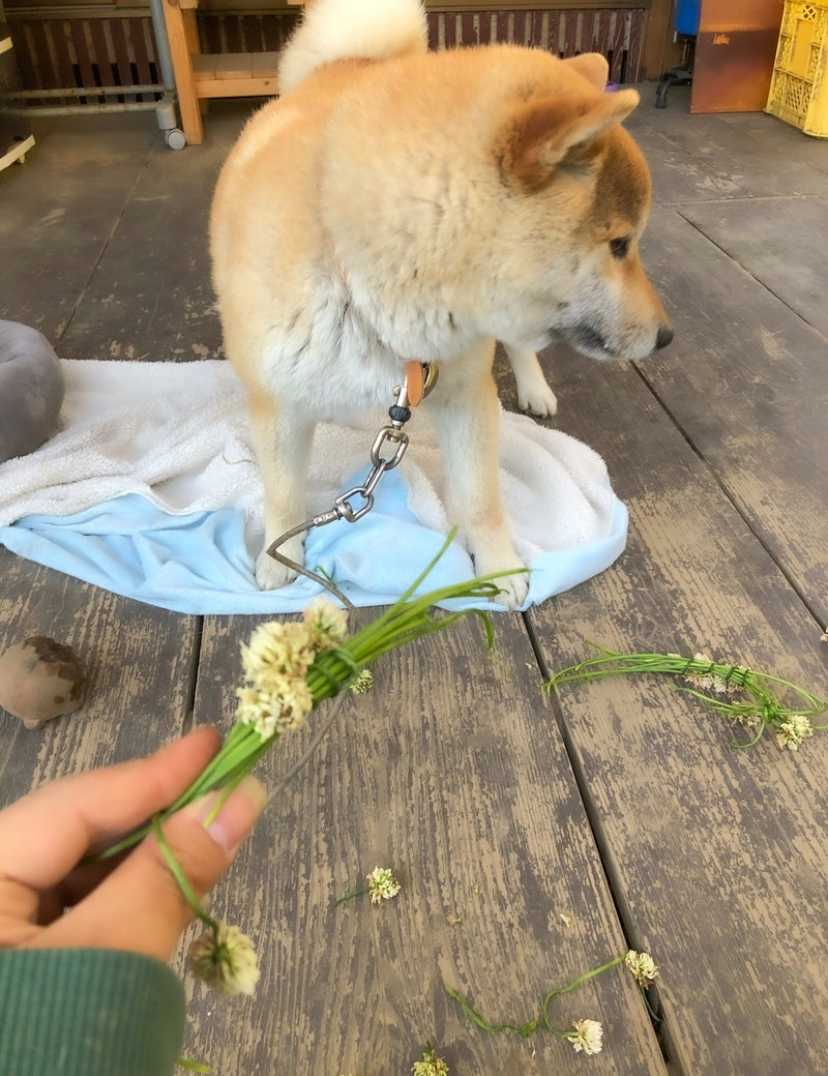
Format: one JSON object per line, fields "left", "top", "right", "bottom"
{"left": 94, "top": 534, "right": 519, "bottom": 995}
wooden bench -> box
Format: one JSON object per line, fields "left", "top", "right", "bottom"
{"left": 161, "top": 0, "right": 303, "bottom": 145}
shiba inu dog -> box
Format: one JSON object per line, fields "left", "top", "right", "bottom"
{"left": 210, "top": 0, "right": 672, "bottom": 608}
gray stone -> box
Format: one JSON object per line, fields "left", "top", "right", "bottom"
{"left": 0, "top": 320, "right": 65, "bottom": 463}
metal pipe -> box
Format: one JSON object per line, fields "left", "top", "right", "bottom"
{"left": 12, "top": 101, "right": 161, "bottom": 115}
{"left": 18, "top": 85, "right": 161, "bottom": 98}
{"left": 147, "top": 0, "right": 176, "bottom": 91}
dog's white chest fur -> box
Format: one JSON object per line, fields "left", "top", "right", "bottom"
{"left": 260, "top": 284, "right": 404, "bottom": 422}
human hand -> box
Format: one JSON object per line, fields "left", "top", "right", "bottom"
{"left": 0, "top": 726, "right": 266, "bottom": 961}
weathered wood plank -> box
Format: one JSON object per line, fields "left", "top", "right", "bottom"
{"left": 0, "top": 549, "right": 199, "bottom": 803}
{"left": 638, "top": 205, "right": 828, "bottom": 613}
{"left": 55, "top": 103, "right": 254, "bottom": 363}
{"left": 180, "top": 612, "right": 668, "bottom": 1075}
{"left": 622, "top": 116, "right": 746, "bottom": 204}
{"left": 718, "top": 110, "right": 828, "bottom": 174}
{"left": 0, "top": 113, "right": 154, "bottom": 344}
{"left": 632, "top": 103, "right": 828, "bottom": 198}
{"left": 677, "top": 195, "right": 828, "bottom": 337}
{"left": 526, "top": 341, "right": 828, "bottom": 1075}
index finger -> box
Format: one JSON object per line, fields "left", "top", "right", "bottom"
{"left": 0, "top": 726, "right": 221, "bottom": 891}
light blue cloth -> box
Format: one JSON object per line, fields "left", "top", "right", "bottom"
{"left": 0, "top": 359, "right": 628, "bottom": 615}
{"left": 0, "top": 474, "right": 628, "bottom": 615}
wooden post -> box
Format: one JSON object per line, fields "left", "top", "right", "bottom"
{"left": 162, "top": 0, "right": 203, "bottom": 145}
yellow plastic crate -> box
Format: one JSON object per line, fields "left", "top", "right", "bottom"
{"left": 766, "top": 1, "right": 828, "bottom": 137}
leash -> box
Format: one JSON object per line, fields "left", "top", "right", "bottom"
{"left": 265, "top": 360, "right": 439, "bottom": 610}
{"left": 264, "top": 361, "right": 438, "bottom": 789}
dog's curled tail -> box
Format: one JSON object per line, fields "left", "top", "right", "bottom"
{"left": 278, "top": 0, "right": 428, "bottom": 95}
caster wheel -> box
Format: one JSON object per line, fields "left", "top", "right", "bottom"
{"left": 165, "top": 128, "right": 187, "bottom": 151}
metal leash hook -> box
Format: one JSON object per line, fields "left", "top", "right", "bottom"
{"left": 264, "top": 363, "right": 438, "bottom": 602}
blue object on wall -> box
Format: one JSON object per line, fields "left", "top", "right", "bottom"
{"left": 675, "top": 0, "right": 701, "bottom": 36}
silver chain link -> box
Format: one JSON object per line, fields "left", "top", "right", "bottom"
{"left": 266, "top": 367, "right": 437, "bottom": 565}
{"left": 332, "top": 423, "right": 410, "bottom": 522}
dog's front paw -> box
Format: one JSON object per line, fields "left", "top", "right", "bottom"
{"left": 473, "top": 550, "right": 529, "bottom": 610}
{"left": 491, "top": 569, "right": 530, "bottom": 610}
{"left": 255, "top": 550, "right": 297, "bottom": 591}
{"left": 518, "top": 383, "right": 558, "bottom": 418}
{"left": 254, "top": 535, "right": 303, "bottom": 591}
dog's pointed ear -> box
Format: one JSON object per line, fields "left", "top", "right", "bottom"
{"left": 502, "top": 88, "right": 639, "bottom": 189}
{"left": 562, "top": 52, "right": 610, "bottom": 91}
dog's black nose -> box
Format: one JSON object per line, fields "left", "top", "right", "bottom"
{"left": 656, "top": 325, "right": 674, "bottom": 350}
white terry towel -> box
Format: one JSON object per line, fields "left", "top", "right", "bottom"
{"left": 0, "top": 359, "right": 627, "bottom": 614}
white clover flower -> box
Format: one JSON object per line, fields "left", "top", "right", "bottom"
{"left": 729, "top": 711, "right": 761, "bottom": 728}
{"left": 775, "top": 715, "right": 814, "bottom": 751}
{"left": 188, "top": 921, "right": 261, "bottom": 996}
{"left": 241, "top": 620, "right": 315, "bottom": 682}
{"left": 303, "top": 597, "right": 348, "bottom": 652}
{"left": 683, "top": 653, "right": 718, "bottom": 692}
{"left": 625, "top": 950, "right": 659, "bottom": 988}
{"left": 411, "top": 1045, "right": 449, "bottom": 1076}
{"left": 366, "top": 866, "right": 401, "bottom": 904}
{"left": 684, "top": 652, "right": 741, "bottom": 696}
{"left": 349, "top": 668, "right": 374, "bottom": 694}
{"left": 569, "top": 1019, "right": 603, "bottom": 1055}
{"left": 236, "top": 673, "right": 313, "bottom": 740}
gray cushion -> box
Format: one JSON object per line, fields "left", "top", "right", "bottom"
{"left": 0, "top": 320, "right": 65, "bottom": 464}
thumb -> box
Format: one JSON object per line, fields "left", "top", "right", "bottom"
{"left": 43, "top": 776, "right": 267, "bottom": 961}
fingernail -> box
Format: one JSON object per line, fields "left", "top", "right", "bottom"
{"left": 203, "top": 776, "right": 268, "bottom": 855}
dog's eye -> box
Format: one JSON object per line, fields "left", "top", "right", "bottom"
{"left": 609, "top": 237, "right": 631, "bottom": 260}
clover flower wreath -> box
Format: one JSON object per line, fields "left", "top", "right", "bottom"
{"left": 547, "top": 646, "right": 827, "bottom": 751}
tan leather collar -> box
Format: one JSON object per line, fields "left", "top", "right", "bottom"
{"left": 404, "top": 361, "right": 439, "bottom": 406}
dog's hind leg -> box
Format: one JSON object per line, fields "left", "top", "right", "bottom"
{"left": 426, "top": 353, "right": 529, "bottom": 610}
{"left": 248, "top": 393, "right": 316, "bottom": 590}
{"left": 503, "top": 343, "right": 558, "bottom": 417}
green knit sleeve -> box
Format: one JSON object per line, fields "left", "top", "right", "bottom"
{"left": 0, "top": 948, "right": 186, "bottom": 1076}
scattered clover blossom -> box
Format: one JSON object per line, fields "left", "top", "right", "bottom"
{"left": 335, "top": 866, "right": 402, "bottom": 906}
{"left": 568, "top": 1019, "right": 603, "bottom": 1055}
{"left": 412, "top": 1044, "right": 449, "bottom": 1076}
{"left": 367, "top": 866, "right": 402, "bottom": 904}
{"left": 349, "top": 668, "right": 375, "bottom": 694}
{"left": 775, "top": 714, "right": 814, "bottom": 751}
{"left": 547, "top": 645, "right": 828, "bottom": 751}
{"left": 625, "top": 950, "right": 658, "bottom": 989}
{"left": 188, "top": 921, "right": 261, "bottom": 996}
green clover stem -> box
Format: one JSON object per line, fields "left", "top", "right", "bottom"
{"left": 151, "top": 815, "right": 216, "bottom": 931}
{"left": 444, "top": 985, "right": 538, "bottom": 1037}
{"left": 540, "top": 955, "right": 625, "bottom": 1030}
{"left": 334, "top": 885, "right": 371, "bottom": 906}
{"left": 176, "top": 1058, "right": 211, "bottom": 1073}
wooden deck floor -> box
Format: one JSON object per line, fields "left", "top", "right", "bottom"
{"left": 1, "top": 87, "right": 827, "bottom": 1076}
